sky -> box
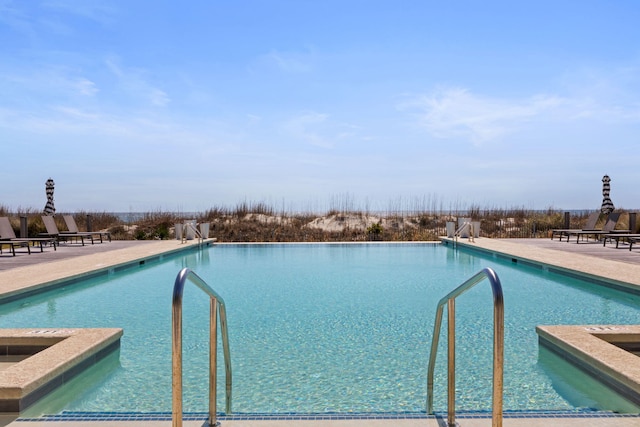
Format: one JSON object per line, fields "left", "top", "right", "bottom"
{"left": 1, "top": 0, "right": 639, "bottom": 213}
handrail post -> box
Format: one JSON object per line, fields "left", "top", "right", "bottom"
{"left": 210, "top": 297, "right": 218, "bottom": 426}
{"left": 426, "top": 305, "right": 441, "bottom": 414}
{"left": 447, "top": 299, "right": 456, "bottom": 427}
{"left": 493, "top": 285, "right": 504, "bottom": 427}
{"left": 172, "top": 281, "right": 183, "bottom": 427}
{"left": 221, "top": 303, "right": 233, "bottom": 414}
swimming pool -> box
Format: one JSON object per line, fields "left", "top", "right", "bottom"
{"left": 2, "top": 243, "right": 640, "bottom": 416}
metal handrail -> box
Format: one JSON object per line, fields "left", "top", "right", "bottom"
{"left": 454, "top": 221, "right": 475, "bottom": 244}
{"left": 180, "top": 221, "right": 203, "bottom": 244}
{"left": 426, "top": 267, "right": 504, "bottom": 427}
{"left": 172, "top": 268, "right": 232, "bottom": 427}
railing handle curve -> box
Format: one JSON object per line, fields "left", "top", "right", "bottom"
{"left": 426, "top": 267, "right": 504, "bottom": 427}
{"left": 172, "top": 268, "right": 232, "bottom": 427}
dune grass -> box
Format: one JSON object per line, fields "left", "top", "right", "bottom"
{"left": 1, "top": 202, "right": 618, "bottom": 242}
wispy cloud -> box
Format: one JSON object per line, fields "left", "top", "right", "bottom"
{"left": 399, "top": 87, "right": 566, "bottom": 145}
{"left": 400, "top": 83, "right": 640, "bottom": 145}
{"left": 42, "top": 0, "right": 117, "bottom": 26}
{"left": 0, "top": 0, "right": 37, "bottom": 39}
{"left": 104, "top": 55, "right": 170, "bottom": 107}
{"left": 0, "top": 66, "right": 99, "bottom": 101}
{"left": 282, "top": 111, "right": 331, "bottom": 147}
{"left": 75, "top": 77, "right": 99, "bottom": 96}
{"left": 257, "top": 49, "right": 315, "bottom": 73}
{"left": 281, "top": 111, "right": 360, "bottom": 149}
{"left": 0, "top": 0, "right": 116, "bottom": 40}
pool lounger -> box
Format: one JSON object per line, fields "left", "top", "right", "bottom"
{"left": 0, "top": 217, "right": 57, "bottom": 255}
{"left": 41, "top": 215, "right": 105, "bottom": 246}
{"left": 603, "top": 233, "right": 640, "bottom": 249}
{"left": 564, "top": 213, "right": 627, "bottom": 243}
{"left": 62, "top": 215, "right": 111, "bottom": 243}
{"left": 551, "top": 212, "right": 602, "bottom": 241}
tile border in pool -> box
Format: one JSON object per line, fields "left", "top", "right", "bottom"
{"left": 15, "top": 410, "right": 640, "bottom": 422}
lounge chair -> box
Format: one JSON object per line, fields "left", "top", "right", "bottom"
{"left": 0, "top": 217, "right": 57, "bottom": 256}
{"left": 564, "top": 213, "right": 627, "bottom": 243}
{"left": 62, "top": 215, "right": 111, "bottom": 242}
{"left": 551, "top": 212, "right": 601, "bottom": 241}
{"left": 0, "top": 241, "right": 22, "bottom": 256}
{"left": 602, "top": 233, "right": 640, "bottom": 249}
{"left": 41, "top": 215, "right": 102, "bottom": 246}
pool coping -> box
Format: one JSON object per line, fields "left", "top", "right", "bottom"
{"left": 0, "top": 240, "right": 213, "bottom": 304}
{"left": 0, "top": 328, "right": 123, "bottom": 413}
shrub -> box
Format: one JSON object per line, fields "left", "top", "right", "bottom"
{"left": 367, "top": 222, "right": 383, "bottom": 241}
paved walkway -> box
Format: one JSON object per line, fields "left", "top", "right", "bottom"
{"left": 0, "top": 240, "right": 176, "bottom": 271}
{"left": 1, "top": 238, "right": 640, "bottom": 427}
{"left": 503, "top": 236, "right": 640, "bottom": 265}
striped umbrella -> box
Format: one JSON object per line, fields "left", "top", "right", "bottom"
{"left": 600, "top": 174, "right": 614, "bottom": 214}
{"left": 43, "top": 178, "right": 56, "bottom": 215}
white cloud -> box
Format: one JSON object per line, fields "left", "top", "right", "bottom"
{"left": 42, "top": 0, "right": 117, "bottom": 25}
{"left": 0, "top": 0, "right": 37, "bottom": 40}
{"left": 76, "top": 78, "right": 98, "bottom": 96}
{"left": 258, "top": 49, "right": 314, "bottom": 73}
{"left": 0, "top": 1, "right": 115, "bottom": 41}
{"left": 0, "top": 66, "right": 99, "bottom": 102}
{"left": 104, "top": 55, "right": 170, "bottom": 107}
{"left": 401, "top": 84, "right": 640, "bottom": 145}
{"left": 246, "top": 114, "right": 262, "bottom": 124}
{"left": 282, "top": 111, "right": 331, "bottom": 147}
{"left": 400, "top": 87, "right": 566, "bottom": 145}
{"left": 280, "top": 111, "right": 363, "bottom": 149}
{"left": 149, "top": 88, "right": 170, "bottom": 107}
{"left": 105, "top": 55, "right": 124, "bottom": 77}
{"left": 53, "top": 105, "right": 100, "bottom": 120}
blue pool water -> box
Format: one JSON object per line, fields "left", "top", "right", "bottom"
{"left": 2, "top": 243, "right": 640, "bottom": 416}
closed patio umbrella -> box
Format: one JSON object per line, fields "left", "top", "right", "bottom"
{"left": 600, "top": 174, "right": 614, "bottom": 214}
{"left": 43, "top": 178, "right": 56, "bottom": 215}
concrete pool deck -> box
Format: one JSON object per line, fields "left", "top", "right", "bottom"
{"left": 2, "top": 238, "right": 640, "bottom": 426}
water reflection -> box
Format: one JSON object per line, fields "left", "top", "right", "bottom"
{"left": 537, "top": 345, "right": 640, "bottom": 413}
{"left": 21, "top": 349, "right": 122, "bottom": 417}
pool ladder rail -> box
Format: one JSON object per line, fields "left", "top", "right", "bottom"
{"left": 427, "top": 267, "right": 504, "bottom": 427}
{"left": 172, "top": 268, "right": 232, "bottom": 427}
{"left": 170, "top": 266, "right": 501, "bottom": 427}
{"left": 180, "top": 221, "right": 204, "bottom": 244}
{"left": 454, "top": 221, "right": 476, "bottom": 243}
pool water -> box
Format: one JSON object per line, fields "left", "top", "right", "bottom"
{"left": 1, "top": 243, "right": 639, "bottom": 415}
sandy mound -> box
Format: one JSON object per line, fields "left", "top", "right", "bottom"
{"left": 305, "top": 214, "right": 381, "bottom": 232}
{"left": 243, "top": 213, "right": 292, "bottom": 225}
